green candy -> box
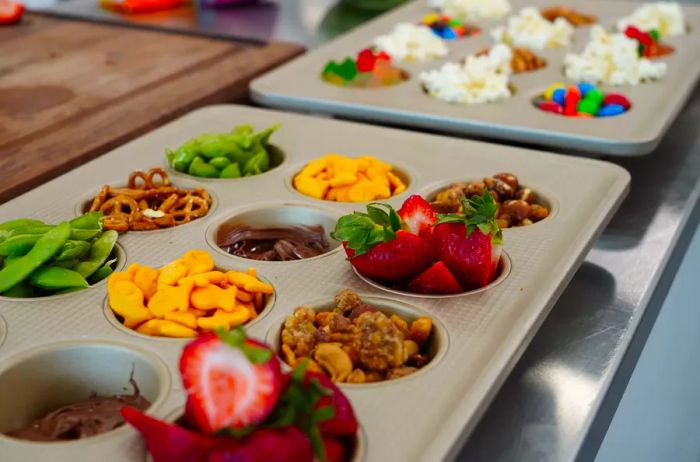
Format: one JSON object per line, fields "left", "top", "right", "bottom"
{"left": 584, "top": 89, "right": 604, "bottom": 106}
{"left": 29, "top": 267, "right": 88, "bottom": 290}
{"left": 577, "top": 99, "right": 600, "bottom": 115}
{"left": 220, "top": 163, "right": 242, "bottom": 179}
{"left": 336, "top": 58, "right": 359, "bottom": 81}
{"left": 188, "top": 156, "right": 220, "bottom": 178}
{"left": 209, "top": 157, "right": 232, "bottom": 170}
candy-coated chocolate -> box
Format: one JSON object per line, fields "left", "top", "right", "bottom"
{"left": 584, "top": 88, "right": 605, "bottom": 106}
{"left": 577, "top": 99, "right": 599, "bottom": 115}
{"left": 577, "top": 82, "right": 595, "bottom": 97}
{"left": 597, "top": 104, "right": 626, "bottom": 117}
{"left": 564, "top": 86, "right": 581, "bottom": 116}
{"left": 539, "top": 101, "right": 563, "bottom": 114}
{"left": 544, "top": 82, "right": 566, "bottom": 100}
{"left": 603, "top": 93, "right": 631, "bottom": 110}
{"left": 552, "top": 88, "right": 566, "bottom": 106}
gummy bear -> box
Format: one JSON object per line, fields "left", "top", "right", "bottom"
{"left": 356, "top": 48, "right": 377, "bottom": 73}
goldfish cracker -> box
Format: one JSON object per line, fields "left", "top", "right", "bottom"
{"left": 364, "top": 156, "right": 393, "bottom": 171}
{"left": 387, "top": 171, "right": 405, "bottom": 191}
{"left": 126, "top": 263, "right": 142, "bottom": 278}
{"left": 163, "top": 311, "right": 198, "bottom": 330}
{"left": 178, "top": 271, "right": 225, "bottom": 288}
{"left": 148, "top": 280, "right": 194, "bottom": 316}
{"left": 236, "top": 289, "right": 253, "bottom": 303}
{"left": 183, "top": 250, "right": 214, "bottom": 276}
{"left": 137, "top": 319, "right": 197, "bottom": 338}
{"left": 190, "top": 285, "right": 237, "bottom": 312}
{"left": 329, "top": 172, "right": 358, "bottom": 187}
{"left": 226, "top": 271, "right": 273, "bottom": 294}
{"left": 188, "top": 307, "right": 207, "bottom": 317}
{"left": 158, "top": 259, "right": 188, "bottom": 285}
{"left": 108, "top": 280, "right": 153, "bottom": 329}
{"left": 295, "top": 177, "right": 330, "bottom": 199}
{"left": 297, "top": 158, "right": 327, "bottom": 178}
{"left": 134, "top": 266, "right": 159, "bottom": 301}
{"left": 254, "top": 292, "right": 263, "bottom": 309}
{"left": 107, "top": 271, "right": 133, "bottom": 292}
{"left": 240, "top": 301, "right": 258, "bottom": 320}
{"left": 246, "top": 267, "right": 257, "bottom": 277}
{"left": 197, "top": 308, "right": 250, "bottom": 331}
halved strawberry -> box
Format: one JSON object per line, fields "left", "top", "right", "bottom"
{"left": 207, "top": 427, "right": 313, "bottom": 462}
{"left": 322, "top": 437, "right": 347, "bottom": 462}
{"left": 407, "top": 261, "right": 463, "bottom": 294}
{"left": 398, "top": 195, "right": 437, "bottom": 236}
{"left": 332, "top": 204, "right": 432, "bottom": 282}
{"left": 0, "top": 1, "right": 24, "bottom": 24}
{"left": 305, "top": 371, "right": 358, "bottom": 437}
{"left": 179, "top": 329, "right": 282, "bottom": 433}
{"left": 121, "top": 406, "right": 213, "bottom": 462}
{"left": 432, "top": 190, "right": 503, "bottom": 290}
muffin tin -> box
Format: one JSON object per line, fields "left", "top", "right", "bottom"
{"left": 0, "top": 105, "right": 629, "bottom": 461}
{"left": 250, "top": 0, "right": 700, "bottom": 156}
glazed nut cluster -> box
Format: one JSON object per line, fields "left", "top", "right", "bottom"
{"left": 476, "top": 47, "right": 546, "bottom": 73}
{"left": 540, "top": 6, "right": 597, "bottom": 26}
{"left": 280, "top": 289, "right": 433, "bottom": 383}
{"left": 430, "top": 173, "right": 550, "bottom": 228}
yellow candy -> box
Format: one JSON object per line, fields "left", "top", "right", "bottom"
{"left": 544, "top": 82, "right": 565, "bottom": 101}
{"left": 109, "top": 280, "right": 153, "bottom": 329}
{"left": 134, "top": 266, "right": 159, "bottom": 301}
{"left": 163, "top": 311, "right": 198, "bottom": 330}
{"left": 226, "top": 271, "right": 273, "bottom": 294}
{"left": 148, "top": 280, "right": 194, "bottom": 316}
{"left": 158, "top": 260, "right": 188, "bottom": 286}
{"left": 190, "top": 285, "right": 237, "bottom": 312}
{"left": 136, "top": 319, "right": 198, "bottom": 338}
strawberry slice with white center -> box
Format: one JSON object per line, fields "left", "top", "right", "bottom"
{"left": 398, "top": 195, "right": 437, "bottom": 236}
{"left": 179, "top": 329, "right": 282, "bottom": 433}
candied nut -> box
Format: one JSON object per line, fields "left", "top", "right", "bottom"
{"left": 364, "top": 372, "right": 384, "bottom": 383}
{"left": 515, "top": 187, "right": 536, "bottom": 203}
{"left": 464, "top": 181, "right": 485, "bottom": 198}
{"left": 490, "top": 179, "right": 514, "bottom": 200}
{"left": 387, "top": 366, "right": 418, "bottom": 380}
{"left": 390, "top": 314, "right": 410, "bottom": 337}
{"left": 335, "top": 289, "right": 363, "bottom": 315}
{"left": 314, "top": 343, "right": 353, "bottom": 382}
{"left": 348, "top": 303, "right": 378, "bottom": 320}
{"left": 281, "top": 343, "right": 296, "bottom": 366}
{"left": 293, "top": 358, "right": 323, "bottom": 374}
{"left": 346, "top": 369, "right": 366, "bottom": 384}
{"left": 357, "top": 311, "right": 405, "bottom": 372}
{"left": 494, "top": 173, "right": 519, "bottom": 190}
{"left": 529, "top": 204, "right": 550, "bottom": 222}
{"left": 330, "top": 311, "right": 354, "bottom": 331}
{"left": 403, "top": 340, "right": 419, "bottom": 362}
{"left": 502, "top": 200, "right": 531, "bottom": 221}
{"left": 520, "top": 218, "right": 534, "bottom": 226}
{"left": 342, "top": 344, "right": 361, "bottom": 365}
{"left": 315, "top": 311, "right": 334, "bottom": 327}
{"left": 411, "top": 354, "right": 430, "bottom": 368}
{"left": 410, "top": 317, "right": 433, "bottom": 344}
{"left": 496, "top": 213, "right": 512, "bottom": 229}
{"left": 281, "top": 306, "right": 317, "bottom": 357}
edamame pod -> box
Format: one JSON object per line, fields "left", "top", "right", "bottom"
{"left": 29, "top": 267, "right": 88, "bottom": 290}
{"left": 88, "top": 257, "right": 117, "bottom": 284}
{"left": 2, "top": 282, "right": 35, "bottom": 298}
{"left": 188, "top": 156, "right": 220, "bottom": 178}
{"left": 10, "top": 225, "right": 100, "bottom": 240}
{"left": 208, "top": 157, "right": 232, "bottom": 170}
{"left": 0, "top": 219, "right": 44, "bottom": 231}
{"left": 0, "top": 234, "right": 41, "bottom": 256}
{"left": 54, "top": 240, "right": 91, "bottom": 261}
{"left": 70, "top": 212, "right": 103, "bottom": 230}
{"left": 73, "top": 230, "right": 118, "bottom": 278}
{"left": 220, "top": 163, "right": 242, "bottom": 179}
{"left": 0, "top": 222, "right": 71, "bottom": 293}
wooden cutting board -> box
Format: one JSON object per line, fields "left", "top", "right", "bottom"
{"left": 0, "top": 14, "right": 304, "bottom": 203}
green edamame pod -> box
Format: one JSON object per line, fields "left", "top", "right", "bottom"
{"left": 3, "top": 282, "right": 35, "bottom": 298}
{"left": 2, "top": 254, "right": 21, "bottom": 268}
{"left": 54, "top": 240, "right": 91, "bottom": 261}
{"left": 208, "top": 157, "right": 231, "bottom": 170}
{"left": 11, "top": 224, "right": 100, "bottom": 241}
{"left": 170, "top": 140, "right": 200, "bottom": 172}
{"left": 0, "top": 222, "right": 71, "bottom": 293}
{"left": 53, "top": 287, "right": 85, "bottom": 295}
{"left": 198, "top": 134, "right": 232, "bottom": 159}
{"left": 70, "top": 212, "right": 103, "bottom": 231}
{"left": 0, "top": 218, "right": 45, "bottom": 231}
{"left": 11, "top": 224, "right": 53, "bottom": 235}
{"left": 220, "top": 163, "right": 242, "bottom": 179}
{"left": 52, "top": 259, "right": 79, "bottom": 269}
{"left": 29, "top": 267, "right": 88, "bottom": 290}
{"left": 252, "top": 124, "right": 280, "bottom": 147}
{"left": 230, "top": 124, "right": 255, "bottom": 147}
{"left": 0, "top": 234, "right": 41, "bottom": 256}
{"left": 88, "top": 257, "right": 117, "bottom": 284}
{"left": 70, "top": 228, "right": 101, "bottom": 240}
{"left": 73, "top": 230, "right": 118, "bottom": 278}
{"left": 242, "top": 149, "right": 270, "bottom": 177}
{"left": 188, "top": 156, "right": 220, "bottom": 178}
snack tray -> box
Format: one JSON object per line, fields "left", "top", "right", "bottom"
{"left": 251, "top": 0, "right": 700, "bottom": 156}
{"left": 0, "top": 105, "right": 629, "bottom": 462}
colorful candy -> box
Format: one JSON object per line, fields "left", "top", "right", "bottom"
{"left": 421, "top": 13, "right": 480, "bottom": 40}
{"left": 624, "top": 25, "right": 674, "bottom": 58}
{"left": 535, "top": 82, "right": 632, "bottom": 118}
{"left": 322, "top": 48, "right": 407, "bottom": 88}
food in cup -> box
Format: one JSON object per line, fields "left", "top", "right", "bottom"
{"left": 535, "top": 83, "right": 631, "bottom": 118}
{"left": 332, "top": 193, "right": 502, "bottom": 294}
{"left": 217, "top": 225, "right": 331, "bottom": 261}
{"left": 431, "top": 173, "right": 550, "bottom": 228}
{"left": 540, "top": 6, "right": 596, "bottom": 26}
{"left": 476, "top": 46, "right": 546, "bottom": 74}
{"left": 321, "top": 48, "right": 408, "bottom": 88}
{"left": 293, "top": 154, "right": 406, "bottom": 202}
{"left": 622, "top": 25, "right": 674, "bottom": 58}
{"left": 564, "top": 26, "right": 666, "bottom": 85}
{"left": 5, "top": 375, "right": 149, "bottom": 441}
{"left": 166, "top": 124, "right": 279, "bottom": 179}
{"left": 372, "top": 23, "right": 448, "bottom": 62}
{"left": 280, "top": 289, "right": 434, "bottom": 383}
{"left": 106, "top": 250, "right": 272, "bottom": 337}
{"left": 428, "top": 0, "right": 511, "bottom": 21}
{"left": 491, "top": 7, "right": 575, "bottom": 50}
{"left": 617, "top": 2, "right": 686, "bottom": 38}
{"left": 122, "top": 328, "right": 359, "bottom": 462}
{"left": 87, "top": 168, "right": 212, "bottom": 232}
{"left": 0, "top": 213, "right": 118, "bottom": 298}
{"left": 421, "top": 13, "right": 480, "bottom": 40}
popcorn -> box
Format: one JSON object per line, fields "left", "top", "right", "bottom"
{"left": 373, "top": 23, "right": 448, "bottom": 62}
{"left": 564, "top": 26, "right": 667, "bottom": 85}
{"left": 420, "top": 44, "right": 513, "bottom": 104}
{"left": 617, "top": 2, "right": 685, "bottom": 37}
{"left": 491, "top": 7, "right": 574, "bottom": 50}
{"left": 429, "top": 0, "right": 511, "bottom": 20}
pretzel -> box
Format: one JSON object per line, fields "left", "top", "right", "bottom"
{"left": 87, "top": 168, "right": 211, "bottom": 232}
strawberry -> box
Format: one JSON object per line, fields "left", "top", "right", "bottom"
{"left": 121, "top": 406, "right": 213, "bottom": 462}
{"left": 207, "top": 427, "right": 313, "bottom": 462}
{"left": 432, "top": 190, "right": 503, "bottom": 290}
{"left": 305, "top": 371, "right": 358, "bottom": 437}
{"left": 398, "top": 195, "right": 437, "bottom": 236}
{"left": 180, "top": 329, "right": 282, "bottom": 433}
{"left": 407, "top": 261, "right": 463, "bottom": 294}
{"left": 0, "top": 1, "right": 24, "bottom": 25}
{"left": 322, "top": 437, "right": 347, "bottom": 462}
{"left": 332, "top": 203, "right": 432, "bottom": 282}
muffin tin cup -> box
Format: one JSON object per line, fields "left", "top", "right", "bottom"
{"left": 0, "top": 341, "right": 170, "bottom": 445}
{"left": 0, "top": 104, "right": 629, "bottom": 462}
{"left": 251, "top": 0, "right": 700, "bottom": 155}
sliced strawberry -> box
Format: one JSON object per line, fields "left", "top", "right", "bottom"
{"left": 322, "top": 437, "right": 347, "bottom": 462}
{"left": 0, "top": 1, "right": 24, "bottom": 24}
{"left": 407, "top": 261, "right": 463, "bottom": 294}
{"left": 180, "top": 331, "right": 282, "bottom": 433}
{"left": 304, "top": 371, "right": 358, "bottom": 437}
{"left": 431, "top": 190, "right": 502, "bottom": 290}
{"left": 398, "top": 195, "right": 437, "bottom": 236}
{"left": 121, "top": 406, "right": 213, "bottom": 462}
{"left": 207, "top": 427, "right": 313, "bottom": 462}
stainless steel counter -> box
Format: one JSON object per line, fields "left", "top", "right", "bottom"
{"left": 21, "top": 0, "right": 700, "bottom": 460}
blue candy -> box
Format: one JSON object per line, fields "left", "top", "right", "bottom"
{"left": 577, "top": 82, "right": 595, "bottom": 97}
{"left": 441, "top": 28, "right": 457, "bottom": 39}
{"left": 552, "top": 88, "right": 566, "bottom": 106}
{"left": 597, "top": 104, "right": 625, "bottom": 117}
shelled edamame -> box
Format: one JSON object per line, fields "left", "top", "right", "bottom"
{"left": 0, "top": 212, "right": 119, "bottom": 298}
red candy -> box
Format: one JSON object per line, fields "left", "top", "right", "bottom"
{"left": 356, "top": 49, "right": 377, "bottom": 72}
{"left": 603, "top": 93, "right": 631, "bottom": 110}
{"left": 539, "top": 101, "right": 563, "bottom": 114}
{"left": 564, "top": 86, "right": 581, "bottom": 116}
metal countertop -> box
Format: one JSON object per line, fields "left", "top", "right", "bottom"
{"left": 20, "top": 0, "right": 700, "bottom": 460}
